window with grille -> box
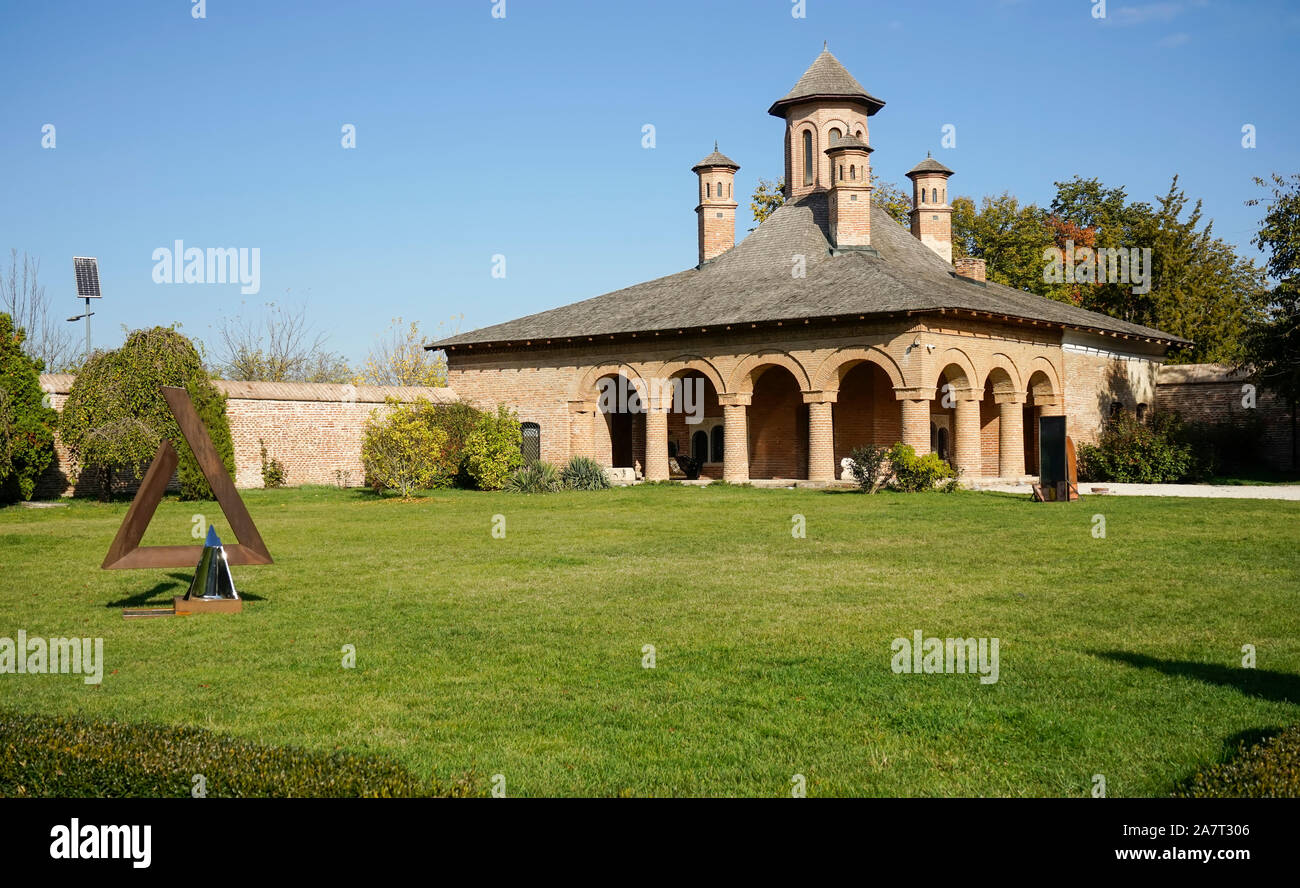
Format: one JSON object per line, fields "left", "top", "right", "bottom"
{"left": 521, "top": 422, "right": 541, "bottom": 465}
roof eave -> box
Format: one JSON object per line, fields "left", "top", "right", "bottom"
{"left": 767, "top": 93, "right": 886, "bottom": 118}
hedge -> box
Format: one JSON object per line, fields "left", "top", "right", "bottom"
{"left": 1175, "top": 724, "right": 1300, "bottom": 798}
{"left": 0, "top": 710, "right": 480, "bottom": 798}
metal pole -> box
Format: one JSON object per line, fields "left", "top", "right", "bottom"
{"left": 85, "top": 297, "right": 91, "bottom": 359}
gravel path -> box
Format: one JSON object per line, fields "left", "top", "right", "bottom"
{"left": 970, "top": 481, "right": 1300, "bottom": 500}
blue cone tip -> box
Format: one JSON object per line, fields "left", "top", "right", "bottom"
{"left": 204, "top": 525, "right": 223, "bottom": 547}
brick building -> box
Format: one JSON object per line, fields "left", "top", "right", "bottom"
{"left": 430, "top": 49, "right": 1190, "bottom": 483}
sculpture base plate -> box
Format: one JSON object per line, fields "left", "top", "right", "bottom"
{"left": 174, "top": 596, "right": 242, "bottom": 615}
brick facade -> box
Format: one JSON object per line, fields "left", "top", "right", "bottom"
{"left": 34, "top": 376, "right": 457, "bottom": 497}
{"left": 1154, "top": 364, "right": 1296, "bottom": 470}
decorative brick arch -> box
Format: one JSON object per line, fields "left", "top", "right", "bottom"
{"left": 573, "top": 362, "right": 646, "bottom": 400}
{"left": 933, "top": 348, "right": 978, "bottom": 391}
{"left": 655, "top": 355, "right": 727, "bottom": 395}
{"left": 1023, "top": 356, "right": 1062, "bottom": 404}
{"left": 811, "top": 346, "right": 906, "bottom": 392}
{"left": 727, "top": 351, "right": 812, "bottom": 394}
{"left": 982, "top": 354, "right": 1023, "bottom": 394}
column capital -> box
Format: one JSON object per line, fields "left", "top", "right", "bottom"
{"left": 802, "top": 390, "right": 838, "bottom": 405}
{"left": 993, "top": 391, "right": 1028, "bottom": 406}
{"left": 893, "top": 385, "right": 936, "bottom": 402}
{"left": 718, "top": 393, "right": 752, "bottom": 407}
{"left": 950, "top": 386, "right": 983, "bottom": 403}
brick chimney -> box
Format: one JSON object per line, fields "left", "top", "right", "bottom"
{"left": 692, "top": 143, "right": 740, "bottom": 266}
{"left": 825, "top": 134, "right": 873, "bottom": 248}
{"left": 954, "top": 257, "right": 987, "bottom": 282}
{"left": 906, "top": 154, "right": 954, "bottom": 264}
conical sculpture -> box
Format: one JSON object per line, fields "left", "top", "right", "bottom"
{"left": 176, "top": 526, "right": 242, "bottom": 614}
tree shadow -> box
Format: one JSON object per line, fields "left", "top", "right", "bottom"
{"left": 106, "top": 572, "right": 265, "bottom": 607}
{"left": 1094, "top": 650, "right": 1300, "bottom": 705}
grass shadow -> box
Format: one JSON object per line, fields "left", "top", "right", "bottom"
{"left": 106, "top": 572, "right": 266, "bottom": 608}
{"left": 1094, "top": 650, "right": 1300, "bottom": 705}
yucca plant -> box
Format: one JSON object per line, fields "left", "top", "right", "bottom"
{"left": 561, "top": 456, "right": 612, "bottom": 490}
{"left": 507, "top": 460, "right": 562, "bottom": 494}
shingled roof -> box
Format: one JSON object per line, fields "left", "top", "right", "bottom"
{"left": 767, "top": 48, "right": 886, "bottom": 118}
{"left": 431, "top": 193, "right": 1190, "bottom": 349}
{"left": 692, "top": 143, "right": 740, "bottom": 171}
{"left": 906, "top": 154, "right": 954, "bottom": 177}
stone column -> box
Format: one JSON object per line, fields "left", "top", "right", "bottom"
{"left": 804, "top": 391, "right": 837, "bottom": 482}
{"left": 953, "top": 391, "right": 982, "bottom": 477}
{"left": 644, "top": 400, "right": 669, "bottom": 481}
{"left": 719, "top": 393, "right": 751, "bottom": 483}
{"left": 995, "top": 392, "right": 1027, "bottom": 479}
{"left": 895, "top": 387, "right": 936, "bottom": 455}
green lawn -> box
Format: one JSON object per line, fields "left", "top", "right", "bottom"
{"left": 2, "top": 485, "right": 1298, "bottom": 797}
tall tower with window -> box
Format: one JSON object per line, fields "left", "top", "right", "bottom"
{"left": 768, "top": 46, "right": 885, "bottom": 201}
{"left": 692, "top": 143, "right": 740, "bottom": 267}
{"left": 906, "top": 154, "right": 955, "bottom": 263}
{"left": 825, "top": 134, "right": 873, "bottom": 249}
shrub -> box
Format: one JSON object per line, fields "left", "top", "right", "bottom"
{"left": 507, "top": 460, "right": 562, "bottom": 494}
{"left": 561, "top": 456, "right": 611, "bottom": 491}
{"left": 1076, "top": 411, "right": 1194, "bottom": 483}
{"left": 1175, "top": 724, "right": 1300, "bottom": 798}
{"left": 422, "top": 400, "right": 484, "bottom": 486}
{"left": 0, "top": 313, "right": 57, "bottom": 502}
{"left": 463, "top": 404, "right": 522, "bottom": 491}
{"left": 0, "top": 709, "right": 479, "bottom": 798}
{"left": 847, "top": 445, "right": 890, "bottom": 493}
{"left": 259, "top": 438, "right": 287, "bottom": 489}
{"left": 58, "top": 326, "right": 234, "bottom": 500}
{"left": 887, "top": 443, "right": 958, "bottom": 492}
{"left": 361, "top": 398, "right": 451, "bottom": 496}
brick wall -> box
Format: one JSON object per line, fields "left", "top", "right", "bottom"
{"left": 1155, "top": 364, "right": 1296, "bottom": 470}
{"left": 33, "top": 376, "right": 457, "bottom": 496}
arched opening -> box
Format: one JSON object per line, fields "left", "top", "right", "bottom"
{"left": 849, "top": 164, "right": 856, "bottom": 180}
{"left": 748, "top": 365, "right": 807, "bottom": 479}
{"left": 594, "top": 373, "right": 646, "bottom": 472}
{"left": 802, "top": 130, "right": 814, "bottom": 186}
{"left": 831, "top": 361, "right": 901, "bottom": 475}
{"left": 929, "top": 364, "right": 970, "bottom": 470}
{"left": 829, "top": 127, "right": 842, "bottom": 145}
{"left": 1023, "top": 370, "right": 1056, "bottom": 475}
{"left": 665, "top": 369, "right": 723, "bottom": 479}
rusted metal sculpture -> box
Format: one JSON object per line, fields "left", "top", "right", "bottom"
{"left": 102, "top": 386, "right": 273, "bottom": 570}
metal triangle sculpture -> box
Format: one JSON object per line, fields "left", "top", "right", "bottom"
{"left": 103, "top": 386, "right": 273, "bottom": 572}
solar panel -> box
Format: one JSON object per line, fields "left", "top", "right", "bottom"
{"left": 73, "top": 257, "right": 102, "bottom": 298}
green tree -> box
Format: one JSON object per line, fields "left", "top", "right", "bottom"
{"left": 0, "top": 313, "right": 57, "bottom": 502}
{"left": 750, "top": 178, "right": 786, "bottom": 226}
{"left": 59, "top": 326, "right": 235, "bottom": 500}
{"left": 1244, "top": 172, "right": 1300, "bottom": 468}
{"left": 873, "top": 180, "right": 913, "bottom": 228}
{"left": 361, "top": 398, "right": 451, "bottom": 497}
{"left": 951, "top": 193, "right": 1054, "bottom": 293}
{"left": 1137, "top": 177, "right": 1267, "bottom": 363}
{"left": 463, "top": 404, "right": 522, "bottom": 491}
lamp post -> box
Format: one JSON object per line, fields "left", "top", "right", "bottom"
{"left": 71, "top": 257, "right": 102, "bottom": 360}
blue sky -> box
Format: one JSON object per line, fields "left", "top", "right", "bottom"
{"left": 2, "top": 0, "right": 1297, "bottom": 367}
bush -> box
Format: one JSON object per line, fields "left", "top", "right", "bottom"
{"left": 0, "top": 709, "right": 479, "bottom": 798}
{"left": 422, "top": 400, "right": 484, "bottom": 486}
{"left": 58, "top": 326, "right": 234, "bottom": 500}
{"left": 259, "top": 438, "right": 287, "bottom": 489}
{"left": 463, "top": 404, "right": 522, "bottom": 491}
{"left": 1175, "top": 725, "right": 1300, "bottom": 798}
{"left": 887, "top": 443, "right": 959, "bottom": 492}
{"left": 847, "top": 445, "right": 890, "bottom": 493}
{"left": 1076, "top": 411, "right": 1194, "bottom": 483}
{"left": 0, "top": 313, "right": 57, "bottom": 502}
{"left": 561, "top": 456, "right": 611, "bottom": 491}
{"left": 361, "top": 398, "right": 451, "bottom": 496}
{"left": 507, "top": 460, "right": 562, "bottom": 494}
